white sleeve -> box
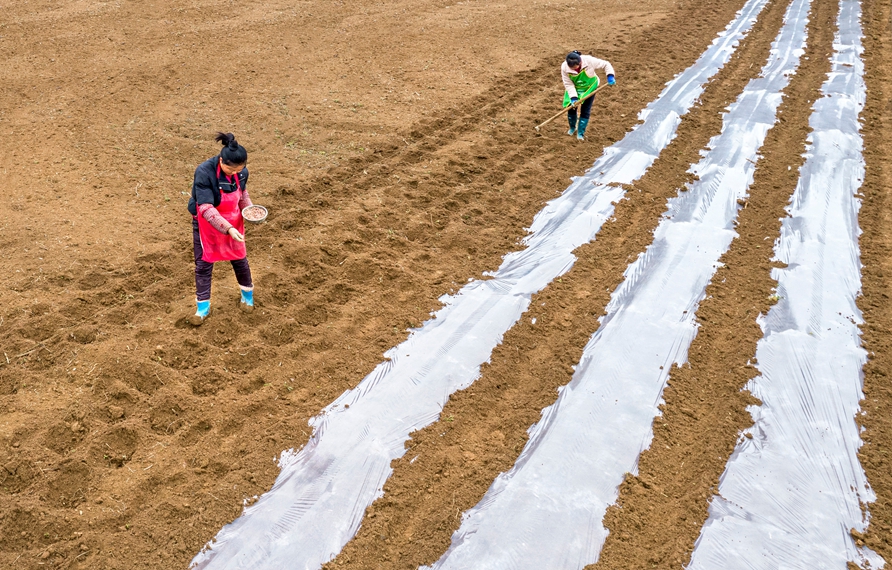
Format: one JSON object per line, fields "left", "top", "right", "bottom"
{"left": 583, "top": 55, "right": 615, "bottom": 77}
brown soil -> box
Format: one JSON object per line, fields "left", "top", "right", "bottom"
{"left": 595, "top": 0, "right": 842, "bottom": 566}
{"left": 327, "top": 0, "right": 779, "bottom": 567}
{"left": 1, "top": 0, "right": 890, "bottom": 569}
{"left": 855, "top": 0, "right": 892, "bottom": 560}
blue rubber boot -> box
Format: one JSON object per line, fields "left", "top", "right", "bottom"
{"left": 189, "top": 299, "right": 210, "bottom": 326}
{"left": 577, "top": 118, "right": 589, "bottom": 141}
{"left": 239, "top": 287, "right": 254, "bottom": 311}
{"left": 567, "top": 115, "right": 577, "bottom": 136}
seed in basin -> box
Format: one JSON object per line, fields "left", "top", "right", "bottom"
{"left": 242, "top": 205, "right": 268, "bottom": 223}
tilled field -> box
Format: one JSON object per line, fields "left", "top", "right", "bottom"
{"left": 1, "top": 0, "right": 891, "bottom": 568}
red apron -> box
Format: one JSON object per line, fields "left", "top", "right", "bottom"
{"left": 197, "top": 165, "right": 247, "bottom": 263}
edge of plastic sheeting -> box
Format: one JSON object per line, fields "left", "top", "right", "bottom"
{"left": 687, "top": 1, "right": 886, "bottom": 568}
{"left": 188, "top": 0, "right": 770, "bottom": 568}
{"left": 424, "top": 0, "right": 811, "bottom": 568}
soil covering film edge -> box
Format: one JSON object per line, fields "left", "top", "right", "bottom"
{"left": 687, "top": 0, "right": 886, "bottom": 567}
{"left": 426, "top": 0, "right": 812, "bottom": 566}
{"left": 189, "top": 0, "right": 770, "bottom": 568}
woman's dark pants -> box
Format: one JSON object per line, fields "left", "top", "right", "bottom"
{"left": 568, "top": 95, "right": 595, "bottom": 122}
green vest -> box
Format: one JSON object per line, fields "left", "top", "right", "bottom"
{"left": 563, "top": 69, "right": 600, "bottom": 107}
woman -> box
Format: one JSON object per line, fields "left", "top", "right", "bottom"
{"left": 186, "top": 132, "right": 255, "bottom": 325}
{"left": 562, "top": 51, "right": 616, "bottom": 141}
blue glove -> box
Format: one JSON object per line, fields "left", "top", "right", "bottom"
{"left": 570, "top": 97, "right": 579, "bottom": 105}
{"left": 607, "top": 74, "right": 616, "bottom": 85}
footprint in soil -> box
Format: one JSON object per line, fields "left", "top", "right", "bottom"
{"left": 77, "top": 271, "right": 108, "bottom": 290}
{"left": 119, "top": 360, "right": 174, "bottom": 395}
{"left": 16, "top": 315, "right": 65, "bottom": 341}
{"left": 0, "top": 508, "right": 66, "bottom": 550}
{"left": 154, "top": 343, "right": 208, "bottom": 370}
{"left": 45, "top": 460, "right": 92, "bottom": 507}
{"left": 189, "top": 366, "right": 236, "bottom": 396}
{"left": 179, "top": 418, "right": 213, "bottom": 447}
{"left": 0, "top": 456, "right": 40, "bottom": 493}
{"left": 259, "top": 320, "right": 301, "bottom": 346}
{"left": 42, "top": 419, "right": 88, "bottom": 454}
{"left": 89, "top": 426, "right": 138, "bottom": 468}
{"left": 148, "top": 398, "right": 187, "bottom": 435}
{"left": 68, "top": 326, "right": 97, "bottom": 344}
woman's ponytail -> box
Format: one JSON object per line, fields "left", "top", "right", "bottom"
{"left": 215, "top": 132, "right": 248, "bottom": 165}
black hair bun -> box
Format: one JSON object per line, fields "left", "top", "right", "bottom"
{"left": 215, "top": 131, "right": 248, "bottom": 166}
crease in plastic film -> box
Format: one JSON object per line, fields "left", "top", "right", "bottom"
{"left": 687, "top": 1, "right": 885, "bottom": 567}
{"left": 189, "top": 0, "right": 771, "bottom": 567}
{"left": 425, "top": 0, "right": 811, "bottom": 567}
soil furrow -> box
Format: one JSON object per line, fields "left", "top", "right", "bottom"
{"left": 591, "top": 0, "right": 840, "bottom": 567}
{"left": 853, "top": 0, "right": 892, "bottom": 560}
{"left": 0, "top": 2, "right": 726, "bottom": 568}
{"left": 7, "top": 0, "right": 888, "bottom": 567}
{"left": 324, "top": 0, "right": 797, "bottom": 567}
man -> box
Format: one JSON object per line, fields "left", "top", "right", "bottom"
{"left": 562, "top": 51, "right": 616, "bottom": 141}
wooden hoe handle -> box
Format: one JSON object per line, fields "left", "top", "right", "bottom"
{"left": 534, "top": 83, "right": 608, "bottom": 132}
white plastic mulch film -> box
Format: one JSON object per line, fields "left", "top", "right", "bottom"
{"left": 687, "top": 1, "right": 885, "bottom": 568}
{"left": 189, "top": 1, "right": 769, "bottom": 568}
{"left": 425, "top": 0, "right": 811, "bottom": 567}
